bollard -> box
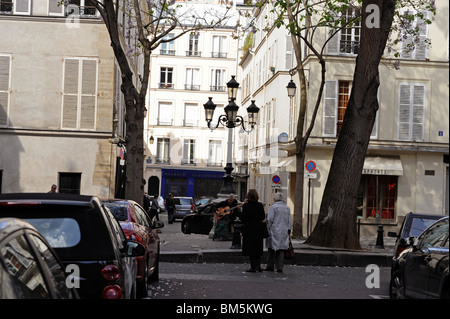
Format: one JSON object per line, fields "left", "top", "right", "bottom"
{"left": 375, "top": 224, "right": 384, "bottom": 249}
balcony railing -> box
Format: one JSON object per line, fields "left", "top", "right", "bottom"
{"left": 211, "top": 52, "right": 227, "bottom": 58}
{"left": 186, "top": 51, "right": 201, "bottom": 57}
{"left": 207, "top": 161, "right": 223, "bottom": 167}
{"left": 0, "top": 1, "right": 12, "bottom": 13}
{"left": 210, "top": 85, "right": 225, "bottom": 92}
{"left": 155, "top": 158, "right": 170, "bottom": 164}
{"left": 160, "top": 49, "right": 175, "bottom": 55}
{"left": 184, "top": 84, "right": 200, "bottom": 91}
{"left": 340, "top": 40, "right": 359, "bottom": 54}
{"left": 159, "top": 83, "right": 174, "bottom": 89}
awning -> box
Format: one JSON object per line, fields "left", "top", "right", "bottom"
{"left": 362, "top": 156, "right": 403, "bottom": 176}
{"left": 278, "top": 157, "right": 296, "bottom": 172}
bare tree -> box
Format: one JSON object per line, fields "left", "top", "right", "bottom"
{"left": 84, "top": 0, "right": 233, "bottom": 205}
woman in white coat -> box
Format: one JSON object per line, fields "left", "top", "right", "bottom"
{"left": 265, "top": 192, "right": 292, "bottom": 273}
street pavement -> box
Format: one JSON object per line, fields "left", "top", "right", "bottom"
{"left": 157, "top": 213, "right": 396, "bottom": 267}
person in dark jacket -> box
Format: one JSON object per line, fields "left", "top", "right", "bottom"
{"left": 165, "top": 193, "right": 175, "bottom": 224}
{"left": 149, "top": 194, "right": 161, "bottom": 221}
{"left": 240, "top": 189, "right": 266, "bottom": 272}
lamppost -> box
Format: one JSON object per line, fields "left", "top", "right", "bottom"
{"left": 203, "top": 76, "right": 259, "bottom": 198}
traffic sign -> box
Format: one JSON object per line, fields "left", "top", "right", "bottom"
{"left": 272, "top": 175, "right": 281, "bottom": 184}
{"left": 305, "top": 160, "right": 317, "bottom": 172}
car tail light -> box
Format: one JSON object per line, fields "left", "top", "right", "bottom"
{"left": 191, "top": 204, "right": 195, "bottom": 211}
{"left": 395, "top": 245, "right": 406, "bottom": 258}
{"left": 101, "top": 265, "right": 120, "bottom": 281}
{"left": 102, "top": 285, "right": 122, "bottom": 299}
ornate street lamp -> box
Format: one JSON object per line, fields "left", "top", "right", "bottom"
{"left": 203, "top": 76, "right": 259, "bottom": 197}
{"left": 286, "top": 79, "right": 296, "bottom": 98}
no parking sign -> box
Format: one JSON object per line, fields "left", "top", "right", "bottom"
{"left": 272, "top": 175, "right": 281, "bottom": 184}
{"left": 305, "top": 160, "right": 317, "bottom": 172}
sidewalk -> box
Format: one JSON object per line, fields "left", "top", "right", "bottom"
{"left": 157, "top": 213, "right": 395, "bottom": 267}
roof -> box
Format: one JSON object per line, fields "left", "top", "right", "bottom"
{"left": 0, "top": 193, "right": 98, "bottom": 208}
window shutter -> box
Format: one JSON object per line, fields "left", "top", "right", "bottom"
{"left": 14, "top": 0, "right": 31, "bottom": 15}
{"left": 62, "top": 59, "right": 79, "bottom": 129}
{"left": 285, "top": 36, "right": 293, "bottom": 69}
{"left": 184, "top": 103, "right": 197, "bottom": 126}
{"left": 48, "top": 0, "right": 64, "bottom": 16}
{"left": 158, "top": 102, "right": 173, "bottom": 125}
{"left": 412, "top": 85, "right": 424, "bottom": 140}
{"left": 80, "top": 59, "right": 97, "bottom": 129}
{"left": 0, "top": 55, "right": 10, "bottom": 126}
{"left": 414, "top": 12, "right": 428, "bottom": 60}
{"left": 398, "top": 84, "right": 411, "bottom": 140}
{"left": 323, "top": 80, "right": 337, "bottom": 136}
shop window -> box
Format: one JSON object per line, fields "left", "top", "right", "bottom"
{"left": 359, "top": 175, "right": 397, "bottom": 220}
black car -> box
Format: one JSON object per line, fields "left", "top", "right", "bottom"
{"left": 389, "top": 216, "right": 449, "bottom": 299}
{"left": 181, "top": 203, "right": 215, "bottom": 235}
{"left": 0, "top": 218, "right": 79, "bottom": 299}
{"left": 388, "top": 212, "right": 443, "bottom": 258}
{"left": 0, "top": 193, "right": 145, "bottom": 299}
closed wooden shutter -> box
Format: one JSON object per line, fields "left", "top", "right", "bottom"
{"left": 14, "top": 0, "right": 31, "bottom": 15}
{"left": 48, "top": 0, "right": 64, "bottom": 16}
{"left": 323, "top": 80, "right": 337, "bottom": 136}
{"left": 398, "top": 83, "right": 425, "bottom": 141}
{"left": 0, "top": 55, "right": 11, "bottom": 126}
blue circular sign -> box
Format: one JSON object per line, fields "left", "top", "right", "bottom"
{"left": 272, "top": 175, "right": 281, "bottom": 184}
{"left": 305, "top": 160, "right": 317, "bottom": 172}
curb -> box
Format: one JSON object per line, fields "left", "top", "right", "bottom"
{"left": 160, "top": 248, "right": 393, "bottom": 267}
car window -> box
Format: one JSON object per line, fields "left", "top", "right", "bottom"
{"left": 419, "top": 219, "right": 449, "bottom": 248}
{"left": 177, "top": 198, "right": 191, "bottom": 205}
{"left": 409, "top": 217, "right": 440, "bottom": 237}
{"left": 0, "top": 234, "right": 51, "bottom": 299}
{"left": 105, "top": 209, "right": 126, "bottom": 250}
{"left": 25, "top": 218, "right": 81, "bottom": 248}
{"left": 134, "top": 205, "right": 150, "bottom": 227}
{"left": 104, "top": 202, "right": 129, "bottom": 221}
{"left": 28, "top": 234, "right": 73, "bottom": 299}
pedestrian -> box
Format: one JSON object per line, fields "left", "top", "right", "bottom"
{"left": 143, "top": 193, "right": 151, "bottom": 213}
{"left": 149, "top": 194, "right": 161, "bottom": 221}
{"left": 165, "top": 192, "right": 175, "bottom": 224}
{"left": 240, "top": 189, "right": 265, "bottom": 272}
{"left": 265, "top": 192, "right": 292, "bottom": 273}
{"left": 48, "top": 184, "right": 57, "bottom": 193}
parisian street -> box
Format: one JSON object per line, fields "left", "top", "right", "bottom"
{"left": 147, "top": 262, "right": 390, "bottom": 300}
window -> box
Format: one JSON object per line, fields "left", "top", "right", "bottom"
{"left": 359, "top": 175, "right": 397, "bottom": 220}
{"left": 182, "top": 139, "right": 196, "bottom": 165}
{"left": 161, "top": 34, "right": 175, "bottom": 55}
{"left": 401, "top": 11, "right": 429, "bottom": 60}
{"left": 67, "top": 0, "right": 98, "bottom": 17}
{"left": 158, "top": 102, "right": 173, "bottom": 125}
{"left": 184, "top": 103, "right": 198, "bottom": 126}
{"left": 1, "top": 0, "right": 30, "bottom": 14}
{"left": 185, "top": 68, "right": 200, "bottom": 90}
{"left": 27, "top": 218, "right": 81, "bottom": 248}
{"left": 156, "top": 138, "right": 170, "bottom": 164}
{"left": 48, "top": 0, "right": 64, "bottom": 16}
{"left": 397, "top": 83, "right": 425, "bottom": 141}
{"left": 419, "top": 219, "right": 449, "bottom": 248}
{"left": 208, "top": 140, "right": 222, "bottom": 166}
{"left": 212, "top": 36, "right": 227, "bottom": 58}
{"left": 337, "top": 81, "right": 351, "bottom": 135}
{"left": 0, "top": 0, "right": 13, "bottom": 13}
{"left": 0, "top": 54, "right": 11, "bottom": 126}
{"left": 159, "top": 67, "right": 174, "bottom": 89}
{"left": 211, "top": 69, "right": 226, "bottom": 91}
{"left": 58, "top": 172, "right": 81, "bottom": 194}
{"left": 323, "top": 80, "right": 377, "bottom": 137}
{"left": 327, "top": 7, "right": 361, "bottom": 55}
{"left": 187, "top": 33, "right": 200, "bottom": 56}
{"left": 62, "top": 58, "right": 98, "bottom": 130}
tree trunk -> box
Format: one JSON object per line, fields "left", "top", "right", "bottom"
{"left": 306, "top": 0, "right": 397, "bottom": 249}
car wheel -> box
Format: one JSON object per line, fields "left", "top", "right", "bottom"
{"left": 182, "top": 220, "right": 191, "bottom": 234}
{"left": 389, "top": 270, "right": 406, "bottom": 299}
{"left": 137, "top": 262, "right": 149, "bottom": 298}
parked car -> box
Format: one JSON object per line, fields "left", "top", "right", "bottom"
{"left": 173, "top": 196, "right": 197, "bottom": 221}
{"left": 388, "top": 212, "right": 443, "bottom": 258}
{"left": 102, "top": 199, "right": 163, "bottom": 298}
{"left": 195, "top": 198, "right": 213, "bottom": 207}
{"left": 0, "top": 193, "right": 145, "bottom": 299}
{"left": 389, "top": 216, "right": 449, "bottom": 299}
{"left": 0, "top": 217, "right": 79, "bottom": 299}
{"left": 181, "top": 203, "right": 215, "bottom": 235}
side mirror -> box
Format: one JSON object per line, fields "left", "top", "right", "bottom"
{"left": 124, "top": 240, "right": 145, "bottom": 257}
{"left": 152, "top": 220, "right": 164, "bottom": 229}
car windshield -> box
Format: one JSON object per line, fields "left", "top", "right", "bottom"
{"left": 26, "top": 218, "right": 81, "bottom": 248}
{"left": 174, "top": 198, "right": 191, "bottom": 205}
{"left": 409, "top": 217, "right": 440, "bottom": 237}
{"left": 103, "top": 202, "right": 129, "bottom": 221}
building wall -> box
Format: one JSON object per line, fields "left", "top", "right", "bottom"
{"left": 0, "top": 4, "right": 117, "bottom": 197}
